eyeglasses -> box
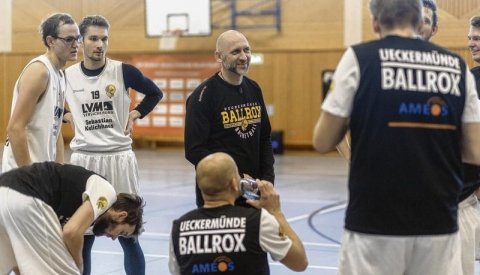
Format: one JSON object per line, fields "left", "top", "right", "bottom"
{"left": 54, "top": 36, "right": 82, "bottom": 45}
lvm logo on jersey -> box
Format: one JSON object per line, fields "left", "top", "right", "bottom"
{"left": 82, "top": 101, "right": 114, "bottom": 117}
{"left": 81, "top": 101, "right": 115, "bottom": 131}
{"left": 379, "top": 48, "right": 461, "bottom": 96}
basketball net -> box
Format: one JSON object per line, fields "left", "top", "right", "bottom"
{"left": 159, "top": 29, "right": 183, "bottom": 51}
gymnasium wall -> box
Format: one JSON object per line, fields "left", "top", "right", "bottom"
{"left": 1, "top": 0, "right": 479, "bottom": 148}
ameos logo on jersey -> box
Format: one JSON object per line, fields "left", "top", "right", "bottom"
{"left": 191, "top": 256, "right": 235, "bottom": 274}
{"left": 398, "top": 96, "right": 449, "bottom": 117}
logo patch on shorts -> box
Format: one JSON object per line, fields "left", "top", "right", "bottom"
{"left": 96, "top": 197, "right": 108, "bottom": 210}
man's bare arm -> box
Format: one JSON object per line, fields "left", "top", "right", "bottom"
{"left": 336, "top": 135, "right": 351, "bottom": 163}
{"left": 247, "top": 181, "right": 308, "bottom": 271}
{"left": 63, "top": 199, "right": 95, "bottom": 274}
{"left": 462, "top": 122, "right": 480, "bottom": 165}
{"left": 7, "top": 62, "right": 49, "bottom": 166}
{"left": 312, "top": 111, "right": 349, "bottom": 154}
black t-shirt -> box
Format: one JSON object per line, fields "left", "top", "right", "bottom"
{"left": 184, "top": 74, "right": 275, "bottom": 206}
{"left": 185, "top": 74, "right": 275, "bottom": 180}
{"left": 0, "top": 162, "right": 96, "bottom": 226}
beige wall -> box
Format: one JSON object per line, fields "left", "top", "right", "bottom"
{"left": 1, "top": 0, "right": 480, "bottom": 147}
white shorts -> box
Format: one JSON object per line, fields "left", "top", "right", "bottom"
{"left": 0, "top": 188, "right": 80, "bottom": 275}
{"left": 71, "top": 150, "right": 139, "bottom": 194}
{"left": 458, "top": 193, "right": 480, "bottom": 275}
{"left": 337, "top": 229, "right": 462, "bottom": 275}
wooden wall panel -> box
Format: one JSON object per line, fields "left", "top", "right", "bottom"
{"left": 11, "top": 0, "right": 347, "bottom": 54}
{"left": 3, "top": 0, "right": 480, "bottom": 148}
{"left": 0, "top": 53, "right": 38, "bottom": 143}
{"left": 10, "top": 0, "right": 480, "bottom": 54}
{"left": 0, "top": 54, "right": 5, "bottom": 143}
{"left": 361, "top": 0, "right": 480, "bottom": 53}
{"left": 248, "top": 51, "right": 344, "bottom": 145}
{"left": 436, "top": 0, "right": 480, "bottom": 18}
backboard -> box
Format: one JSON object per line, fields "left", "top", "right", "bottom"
{"left": 145, "top": 0, "right": 211, "bottom": 37}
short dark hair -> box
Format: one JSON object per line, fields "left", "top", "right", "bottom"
{"left": 111, "top": 193, "right": 145, "bottom": 237}
{"left": 369, "top": 0, "right": 422, "bottom": 31}
{"left": 78, "top": 15, "right": 110, "bottom": 37}
{"left": 39, "top": 13, "right": 76, "bottom": 48}
{"left": 422, "top": 0, "right": 438, "bottom": 27}
{"left": 471, "top": 16, "right": 480, "bottom": 29}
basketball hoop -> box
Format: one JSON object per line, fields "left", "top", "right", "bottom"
{"left": 159, "top": 29, "right": 183, "bottom": 51}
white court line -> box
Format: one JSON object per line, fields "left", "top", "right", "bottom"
{"left": 91, "top": 250, "right": 337, "bottom": 270}
{"left": 92, "top": 250, "right": 168, "bottom": 259}
{"left": 144, "top": 192, "right": 195, "bottom": 197}
{"left": 141, "top": 232, "right": 340, "bottom": 248}
{"left": 270, "top": 262, "right": 338, "bottom": 270}
{"left": 287, "top": 203, "right": 347, "bottom": 222}
{"left": 303, "top": 242, "right": 340, "bottom": 248}
{"left": 143, "top": 232, "right": 171, "bottom": 237}
{"left": 144, "top": 191, "right": 345, "bottom": 205}
{"left": 142, "top": 202, "right": 346, "bottom": 239}
{"left": 287, "top": 214, "right": 309, "bottom": 222}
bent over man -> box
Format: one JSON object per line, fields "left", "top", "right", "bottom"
{"left": 0, "top": 162, "right": 145, "bottom": 275}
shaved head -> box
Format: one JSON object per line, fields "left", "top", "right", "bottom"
{"left": 214, "top": 30, "right": 251, "bottom": 79}
{"left": 216, "top": 30, "right": 248, "bottom": 53}
{"left": 196, "top": 153, "right": 239, "bottom": 196}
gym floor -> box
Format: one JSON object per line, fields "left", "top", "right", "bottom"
{"left": 56, "top": 147, "right": 347, "bottom": 275}
{"left": 87, "top": 148, "right": 349, "bottom": 275}
{"left": 5, "top": 148, "right": 480, "bottom": 274}
{"left": 88, "top": 149, "right": 480, "bottom": 275}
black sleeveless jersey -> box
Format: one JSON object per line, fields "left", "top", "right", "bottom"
{"left": 0, "top": 161, "right": 96, "bottom": 226}
{"left": 347, "top": 36, "right": 469, "bottom": 235}
{"left": 171, "top": 205, "right": 270, "bottom": 275}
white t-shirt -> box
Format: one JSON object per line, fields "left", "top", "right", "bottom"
{"left": 82, "top": 175, "right": 116, "bottom": 234}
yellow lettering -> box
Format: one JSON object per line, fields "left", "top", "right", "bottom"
{"left": 251, "top": 106, "right": 261, "bottom": 118}
{"left": 235, "top": 109, "right": 244, "bottom": 121}
{"left": 221, "top": 112, "right": 230, "bottom": 124}
{"left": 244, "top": 108, "right": 252, "bottom": 119}
{"left": 229, "top": 110, "right": 237, "bottom": 122}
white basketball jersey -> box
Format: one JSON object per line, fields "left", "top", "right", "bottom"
{"left": 65, "top": 59, "right": 132, "bottom": 152}
{"left": 2, "top": 55, "right": 65, "bottom": 172}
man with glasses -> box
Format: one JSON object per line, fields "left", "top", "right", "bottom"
{"left": 56, "top": 36, "right": 83, "bottom": 45}
{"left": 2, "top": 13, "right": 80, "bottom": 172}
{"left": 63, "top": 15, "right": 162, "bottom": 275}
